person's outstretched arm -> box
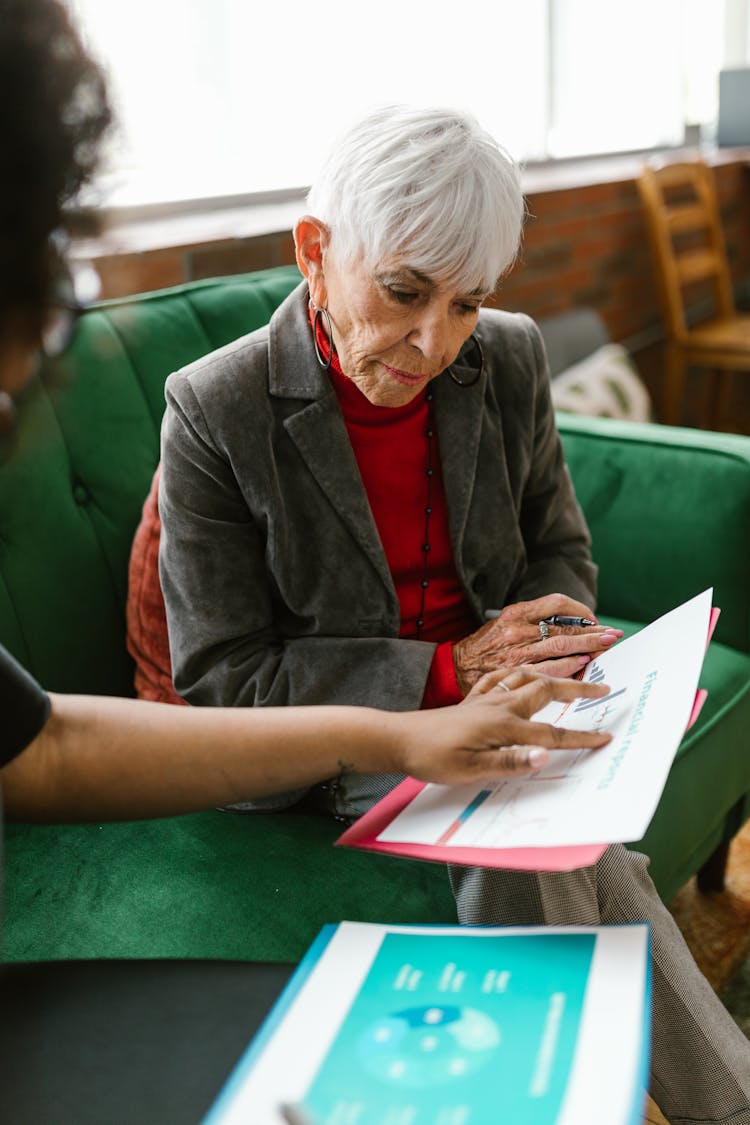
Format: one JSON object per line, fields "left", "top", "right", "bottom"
{"left": 1, "top": 667, "right": 609, "bottom": 823}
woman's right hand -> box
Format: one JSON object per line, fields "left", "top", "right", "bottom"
{"left": 452, "top": 594, "right": 623, "bottom": 694}
{"left": 394, "top": 665, "right": 612, "bottom": 787}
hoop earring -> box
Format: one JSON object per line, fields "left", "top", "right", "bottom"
{"left": 312, "top": 305, "right": 333, "bottom": 371}
{"left": 449, "top": 333, "right": 484, "bottom": 388}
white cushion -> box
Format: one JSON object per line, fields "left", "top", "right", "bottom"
{"left": 551, "top": 343, "right": 652, "bottom": 422}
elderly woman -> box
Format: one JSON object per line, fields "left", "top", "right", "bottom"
{"left": 140, "top": 108, "right": 750, "bottom": 1123}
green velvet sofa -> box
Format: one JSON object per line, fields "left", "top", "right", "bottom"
{"left": 2, "top": 265, "right": 750, "bottom": 965}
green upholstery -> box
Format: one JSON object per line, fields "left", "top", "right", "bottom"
{"left": 557, "top": 418, "right": 750, "bottom": 896}
{"left": 560, "top": 416, "right": 750, "bottom": 653}
{"left": 2, "top": 266, "right": 750, "bottom": 963}
{"left": 3, "top": 813, "right": 455, "bottom": 964}
{"left": 0, "top": 266, "right": 303, "bottom": 696}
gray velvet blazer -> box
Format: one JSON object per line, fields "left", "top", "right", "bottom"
{"left": 159, "top": 282, "right": 596, "bottom": 812}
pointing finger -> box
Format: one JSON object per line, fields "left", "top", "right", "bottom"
{"left": 503, "top": 720, "right": 612, "bottom": 751}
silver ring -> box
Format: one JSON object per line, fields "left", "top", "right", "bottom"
{"left": 494, "top": 680, "right": 511, "bottom": 694}
{"left": 538, "top": 620, "right": 550, "bottom": 641}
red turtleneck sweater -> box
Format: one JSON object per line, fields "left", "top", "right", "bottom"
{"left": 323, "top": 336, "right": 475, "bottom": 708}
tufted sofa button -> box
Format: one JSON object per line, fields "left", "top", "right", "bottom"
{"left": 472, "top": 572, "right": 487, "bottom": 594}
{"left": 72, "top": 482, "right": 90, "bottom": 505}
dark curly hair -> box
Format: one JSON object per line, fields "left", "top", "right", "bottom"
{"left": 0, "top": 0, "right": 111, "bottom": 345}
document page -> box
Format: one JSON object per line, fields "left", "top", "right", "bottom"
{"left": 203, "top": 921, "right": 650, "bottom": 1125}
{"left": 377, "top": 589, "right": 712, "bottom": 850}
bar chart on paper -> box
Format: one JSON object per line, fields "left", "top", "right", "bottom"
{"left": 346, "top": 590, "right": 715, "bottom": 855}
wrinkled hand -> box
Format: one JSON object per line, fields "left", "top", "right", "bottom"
{"left": 452, "top": 594, "right": 623, "bottom": 694}
{"left": 396, "top": 665, "right": 612, "bottom": 786}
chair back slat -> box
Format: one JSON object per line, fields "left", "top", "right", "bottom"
{"left": 666, "top": 202, "right": 710, "bottom": 234}
{"left": 676, "top": 247, "right": 727, "bottom": 287}
{"left": 637, "top": 160, "right": 736, "bottom": 338}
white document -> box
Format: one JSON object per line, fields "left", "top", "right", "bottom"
{"left": 203, "top": 921, "right": 650, "bottom": 1125}
{"left": 378, "top": 589, "right": 713, "bottom": 849}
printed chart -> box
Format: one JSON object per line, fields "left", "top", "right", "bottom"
{"left": 369, "top": 590, "right": 714, "bottom": 851}
{"left": 203, "top": 921, "right": 650, "bottom": 1125}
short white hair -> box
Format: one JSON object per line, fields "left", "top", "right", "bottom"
{"left": 307, "top": 105, "right": 525, "bottom": 293}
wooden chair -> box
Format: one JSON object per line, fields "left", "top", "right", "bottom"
{"left": 636, "top": 159, "right": 750, "bottom": 427}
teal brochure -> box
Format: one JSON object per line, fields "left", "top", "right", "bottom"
{"left": 203, "top": 922, "right": 651, "bottom": 1125}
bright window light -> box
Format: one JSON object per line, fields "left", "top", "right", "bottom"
{"left": 68, "top": 0, "right": 547, "bottom": 207}
{"left": 65, "top": 0, "right": 745, "bottom": 210}
{"left": 549, "top": 0, "right": 686, "bottom": 155}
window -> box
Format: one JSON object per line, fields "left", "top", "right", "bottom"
{"left": 67, "top": 0, "right": 750, "bottom": 210}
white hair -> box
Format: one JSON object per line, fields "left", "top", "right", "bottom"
{"left": 306, "top": 105, "right": 525, "bottom": 293}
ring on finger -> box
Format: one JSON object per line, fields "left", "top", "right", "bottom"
{"left": 538, "top": 620, "right": 550, "bottom": 641}
{"left": 493, "top": 680, "right": 511, "bottom": 694}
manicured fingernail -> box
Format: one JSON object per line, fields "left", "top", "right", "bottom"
{"left": 528, "top": 748, "right": 548, "bottom": 768}
{"left": 600, "top": 633, "right": 617, "bottom": 644}
{"left": 578, "top": 654, "right": 591, "bottom": 665}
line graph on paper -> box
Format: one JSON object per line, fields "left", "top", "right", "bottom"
{"left": 435, "top": 671, "right": 633, "bottom": 849}
{"left": 442, "top": 759, "right": 589, "bottom": 848}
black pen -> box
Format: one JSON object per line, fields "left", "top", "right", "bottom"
{"left": 542, "top": 615, "right": 596, "bottom": 627}
{"left": 482, "top": 610, "right": 596, "bottom": 627}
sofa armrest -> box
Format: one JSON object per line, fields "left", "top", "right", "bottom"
{"left": 558, "top": 413, "right": 750, "bottom": 654}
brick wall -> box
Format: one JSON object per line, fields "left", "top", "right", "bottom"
{"left": 93, "top": 231, "right": 298, "bottom": 302}
{"left": 85, "top": 154, "right": 750, "bottom": 428}
{"left": 495, "top": 163, "right": 750, "bottom": 339}
{"left": 494, "top": 159, "right": 750, "bottom": 428}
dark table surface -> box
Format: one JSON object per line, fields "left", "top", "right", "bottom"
{"left": 0, "top": 958, "right": 295, "bottom": 1125}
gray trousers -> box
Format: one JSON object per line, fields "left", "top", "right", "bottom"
{"left": 450, "top": 845, "right": 750, "bottom": 1125}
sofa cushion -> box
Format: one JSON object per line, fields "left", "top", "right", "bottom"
{"left": 551, "top": 343, "right": 652, "bottom": 422}
{"left": 0, "top": 267, "right": 302, "bottom": 697}
{"left": 2, "top": 810, "right": 457, "bottom": 963}
{"left": 559, "top": 415, "right": 750, "bottom": 655}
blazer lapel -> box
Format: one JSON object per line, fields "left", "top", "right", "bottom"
{"left": 434, "top": 338, "right": 525, "bottom": 612}
{"left": 433, "top": 362, "right": 488, "bottom": 558}
{"left": 269, "top": 285, "right": 395, "bottom": 597}
{"left": 283, "top": 400, "right": 395, "bottom": 595}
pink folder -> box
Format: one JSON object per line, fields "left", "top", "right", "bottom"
{"left": 336, "top": 776, "right": 609, "bottom": 871}
{"left": 337, "top": 611, "right": 717, "bottom": 873}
